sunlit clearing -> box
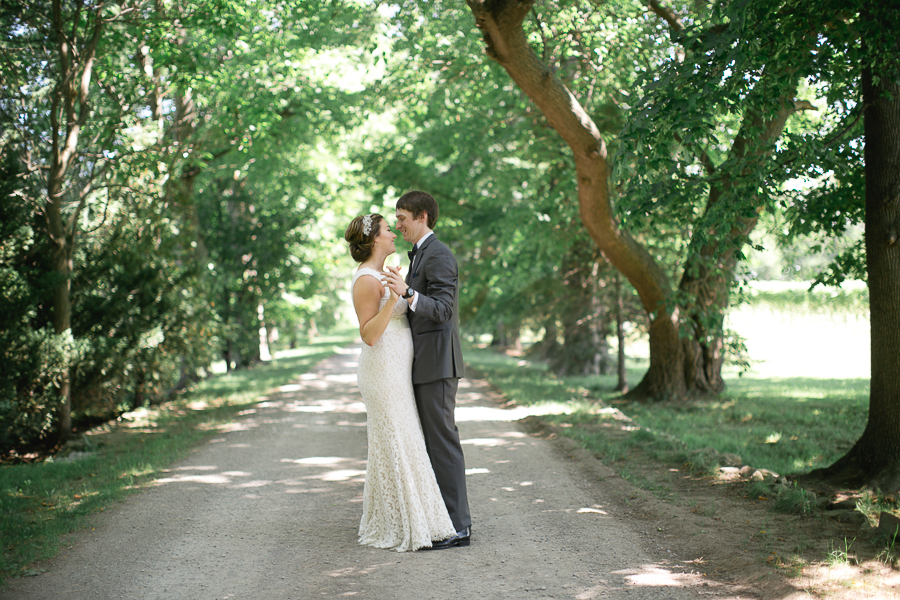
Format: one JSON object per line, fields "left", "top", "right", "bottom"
{"left": 727, "top": 305, "right": 869, "bottom": 379}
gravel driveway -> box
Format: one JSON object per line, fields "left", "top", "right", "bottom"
{"left": 2, "top": 347, "right": 755, "bottom": 600}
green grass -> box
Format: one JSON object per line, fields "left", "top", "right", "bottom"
{"left": 620, "top": 376, "right": 868, "bottom": 476}
{"left": 744, "top": 284, "right": 868, "bottom": 315}
{"left": 0, "top": 328, "right": 356, "bottom": 586}
{"left": 464, "top": 344, "right": 869, "bottom": 478}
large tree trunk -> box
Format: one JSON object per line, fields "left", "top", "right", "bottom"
{"left": 45, "top": 0, "right": 103, "bottom": 442}
{"left": 170, "top": 87, "right": 209, "bottom": 265}
{"left": 808, "top": 21, "right": 900, "bottom": 491}
{"left": 552, "top": 253, "right": 613, "bottom": 377}
{"left": 46, "top": 174, "right": 74, "bottom": 440}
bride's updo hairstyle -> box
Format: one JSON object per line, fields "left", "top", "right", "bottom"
{"left": 345, "top": 213, "right": 384, "bottom": 263}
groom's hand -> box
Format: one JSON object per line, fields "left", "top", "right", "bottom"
{"left": 384, "top": 266, "right": 410, "bottom": 299}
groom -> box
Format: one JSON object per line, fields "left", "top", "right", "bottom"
{"left": 385, "top": 190, "right": 471, "bottom": 550}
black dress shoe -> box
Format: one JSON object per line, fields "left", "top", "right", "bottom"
{"left": 424, "top": 527, "right": 471, "bottom": 551}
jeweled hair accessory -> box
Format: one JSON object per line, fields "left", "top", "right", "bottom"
{"left": 362, "top": 214, "right": 373, "bottom": 236}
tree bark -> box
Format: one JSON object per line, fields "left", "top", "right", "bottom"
{"left": 46, "top": 0, "right": 103, "bottom": 442}
{"left": 552, "top": 255, "right": 613, "bottom": 376}
{"left": 614, "top": 274, "right": 628, "bottom": 393}
{"left": 808, "top": 17, "right": 900, "bottom": 491}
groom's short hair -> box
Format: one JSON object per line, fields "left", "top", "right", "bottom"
{"left": 396, "top": 190, "right": 439, "bottom": 229}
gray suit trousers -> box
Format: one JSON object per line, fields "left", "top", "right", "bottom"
{"left": 413, "top": 378, "right": 471, "bottom": 532}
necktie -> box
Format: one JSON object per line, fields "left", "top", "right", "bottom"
{"left": 408, "top": 246, "right": 417, "bottom": 262}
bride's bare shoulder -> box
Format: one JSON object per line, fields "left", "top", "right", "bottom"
{"left": 353, "top": 271, "right": 383, "bottom": 298}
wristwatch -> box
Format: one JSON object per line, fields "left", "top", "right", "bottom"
{"left": 401, "top": 287, "right": 415, "bottom": 299}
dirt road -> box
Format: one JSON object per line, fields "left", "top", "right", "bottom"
{"left": 3, "top": 348, "right": 768, "bottom": 600}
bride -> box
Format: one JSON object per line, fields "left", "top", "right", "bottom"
{"left": 344, "top": 213, "right": 456, "bottom": 552}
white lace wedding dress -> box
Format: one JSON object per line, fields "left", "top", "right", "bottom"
{"left": 352, "top": 268, "right": 456, "bottom": 552}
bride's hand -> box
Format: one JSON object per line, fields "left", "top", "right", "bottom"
{"left": 386, "top": 281, "right": 400, "bottom": 300}
{"left": 383, "top": 266, "right": 406, "bottom": 298}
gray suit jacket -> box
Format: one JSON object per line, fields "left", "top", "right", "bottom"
{"left": 405, "top": 235, "right": 465, "bottom": 384}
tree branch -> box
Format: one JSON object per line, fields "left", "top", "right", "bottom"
{"left": 648, "top": 0, "right": 684, "bottom": 32}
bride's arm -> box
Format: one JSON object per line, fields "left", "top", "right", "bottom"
{"left": 353, "top": 275, "right": 400, "bottom": 346}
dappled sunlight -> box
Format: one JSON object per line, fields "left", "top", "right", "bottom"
{"left": 281, "top": 486, "right": 335, "bottom": 494}
{"left": 575, "top": 583, "right": 611, "bottom": 600}
{"left": 197, "top": 421, "right": 258, "bottom": 433}
{"left": 280, "top": 456, "right": 367, "bottom": 482}
{"left": 455, "top": 402, "right": 575, "bottom": 422}
{"left": 284, "top": 399, "right": 366, "bottom": 414}
{"left": 461, "top": 437, "right": 510, "bottom": 447}
{"left": 576, "top": 506, "right": 609, "bottom": 515}
{"left": 232, "top": 480, "right": 272, "bottom": 488}
{"left": 282, "top": 456, "right": 353, "bottom": 466}
{"left": 501, "top": 481, "right": 536, "bottom": 492}
{"left": 615, "top": 564, "right": 703, "bottom": 588}
{"left": 326, "top": 561, "right": 400, "bottom": 578}
{"left": 155, "top": 473, "right": 233, "bottom": 485}
{"left": 315, "top": 469, "right": 366, "bottom": 482}
{"left": 465, "top": 467, "right": 490, "bottom": 475}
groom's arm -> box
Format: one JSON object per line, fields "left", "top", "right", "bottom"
{"left": 412, "top": 246, "right": 457, "bottom": 325}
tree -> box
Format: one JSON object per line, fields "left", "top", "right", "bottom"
{"left": 20, "top": 0, "right": 122, "bottom": 440}
{"left": 807, "top": 2, "right": 900, "bottom": 491}
{"left": 0, "top": 0, "right": 379, "bottom": 453}
{"left": 463, "top": 0, "right": 824, "bottom": 398}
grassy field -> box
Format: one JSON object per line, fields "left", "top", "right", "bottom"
{"left": 0, "top": 328, "right": 357, "bottom": 585}
{"left": 461, "top": 285, "right": 880, "bottom": 522}
{"left": 463, "top": 346, "right": 869, "bottom": 478}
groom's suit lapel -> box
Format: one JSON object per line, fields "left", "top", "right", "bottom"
{"left": 407, "top": 234, "right": 438, "bottom": 288}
